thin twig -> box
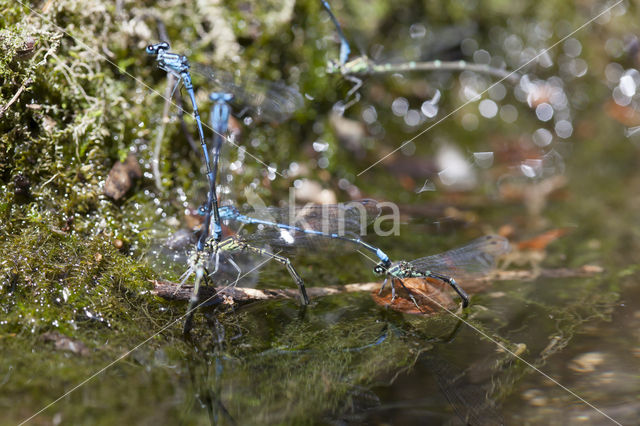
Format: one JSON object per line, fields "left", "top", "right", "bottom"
{"left": 151, "top": 280, "right": 379, "bottom": 303}
{"left": 152, "top": 74, "right": 175, "bottom": 192}
{"left": 0, "top": 78, "right": 33, "bottom": 118}
{"left": 152, "top": 265, "right": 603, "bottom": 304}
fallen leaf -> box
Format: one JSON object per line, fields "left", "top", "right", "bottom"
{"left": 517, "top": 228, "right": 568, "bottom": 251}
{"left": 605, "top": 100, "right": 640, "bottom": 127}
{"left": 370, "top": 277, "right": 457, "bottom": 315}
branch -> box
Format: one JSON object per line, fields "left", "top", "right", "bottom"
{"left": 151, "top": 280, "right": 379, "bottom": 304}
{"left": 0, "top": 78, "right": 33, "bottom": 118}
{"left": 152, "top": 264, "right": 603, "bottom": 305}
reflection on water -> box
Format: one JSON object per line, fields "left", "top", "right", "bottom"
{"left": 180, "top": 304, "right": 490, "bottom": 424}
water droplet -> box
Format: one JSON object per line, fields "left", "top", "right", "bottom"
{"left": 473, "top": 152, "right": 494, "bottom": 168}
{"left": 625, "top": 126, "right": 640, "bottom": 137}
{"left": 409, "top": 23, "right": 426, "bottom": 39}
{"left": 555, "top": 120, "right": 573, "bottom": 139}
{"left": 312, "top": 141, "right": 329, "bottom": 152}
{"left": 533, "top": 128, "right": 553, "bottom": 147}
{"left": 535, "top": 103, "right": 554, "bottom": 122}
{"left": 317, "top": 157, "right": 329, "bottom": 168}
{"left": 563, "top": 38, "right": 582, "bottom": 57}
{"left": 362, "top": 106, "right": 377, "bottom": 124}
{"left": 619, "top": 74, "right": 636, "bottom": 97}
{"left": 404, "top": 110, "right": 421, "bottom": 126}
{"left": 460, "top": 38, "right": 478, "bottom": 56}
{"left": 479, "top": 99, "right": 498, "bottom": 118}
{"left": 473, "top": 49, "right": 491, "bottom": 65}
{"left": 488, "top": 83, "right": 507, "bottom": 101}
{"left": 401, "top": 141, "right": 416, "bottom": 156}
{"left": 421, "top": 101, "right": 438, "bottom": 118}
{"left": 612, "top": 86, "right": 631, "bottom": 106}
{"left": 391, "top": 97, "right": 409, "bottom": 116}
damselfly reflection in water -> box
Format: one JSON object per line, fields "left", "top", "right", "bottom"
{"left": 182, "top": 235, "right": 310, "bottom": 333}
{"left": 144, "top": 223, "right": 306, "bottom": 334}
{"left": 320, "top": 0, "right": 519, "bottom": 109}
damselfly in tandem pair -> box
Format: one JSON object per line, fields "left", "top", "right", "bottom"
{"left": 191, "top": 200, "right": 386, "bottom": 284}
{"left": 182, "top": 199, "right": 385, "bottom": 332}
{"left": 214, "top": 201, "right": 508, "bottom": 309}
{"left": 180, "top": 205, "right": 508, "bottom": 331}
{"left": 145, "top": 42, "right": 303, "bottom": 248}
{"left": 216, "top": 199, "right": 391, "bottom": 267}
{"left": 374, "top": 235, "right": 511, "bottom": 309}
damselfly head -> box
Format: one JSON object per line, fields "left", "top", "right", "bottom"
{"left": 373, "top": 263, "right": 387, "bottom": 275}
{"left": 210, "top": 92, "right": 235, "bottom": 103}
{"left": 326, "top": 59, "right": 341, "bottom": 73}
{"left": 146, "top": 42, "right": 170, "bottom": 55}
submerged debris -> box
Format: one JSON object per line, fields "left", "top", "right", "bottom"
{"left": 152, "top": 280, "right": 380, "bottom": 305}
{"left": 13, "top": 173, "right": 31, "bottom": 198}
{"left": 569, "top": 352, "right": 606, "bottom": 373}
{"left": 41, "top": 331, "right": 90, "bottom": 356}
{"left": 371, "top": 277, "right": 457, "bottom": 315}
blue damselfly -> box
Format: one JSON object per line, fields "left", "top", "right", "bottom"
{"left": 374, "top": 235, "right": 510, "bottom": 308}
{"left": 146, "top": 42, "right": 223, "bottom": 248}
{"left": 217, "top": 199, "right": 392, "bottom": 267}
{"left": 184, "top": 199, "right": 386, "bottom": 332}
{"left": 146, "top": 43, "right": 304, "bottom": 246}
{"left": 182, "top": 234, "right": 309, "bottom": 333}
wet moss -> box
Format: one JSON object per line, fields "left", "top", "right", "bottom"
{"left": 0, "top": 222, "right": 156, "bottom": 334}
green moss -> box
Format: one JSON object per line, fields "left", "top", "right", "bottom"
{"left": 0, "top": 222, "right": 153, "bottom": 334}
